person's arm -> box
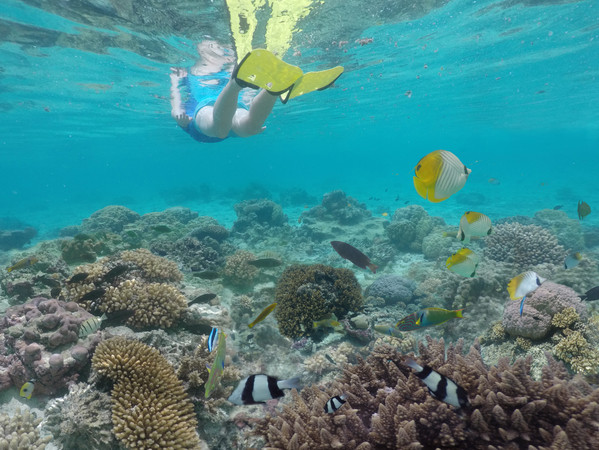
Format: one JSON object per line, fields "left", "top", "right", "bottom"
{"left": 170, "top": 67, "right": 192, "bottom": 128}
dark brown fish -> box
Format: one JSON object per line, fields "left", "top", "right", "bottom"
{"left": 79, "top": 288, "right": 106, "bottom": 302}
{"left": 580, "top": 286, "right": 599, "bottom": 301}
{"left": 189, "top": 293, "right": 217, "bottom": 306}
{"left": 50, "top": 287, "right": 62, "bottom": 298}
{"left": 247, "top": 258, "right": 283, "bottom": 268}
{"left": 67, "top": 272, "right": 89, "bottom": 284}
{"left": 330, "top": 241, "right": 378, "bottom": 273}
{"left": 103, "top": 265, "right": 128, "bottom": 282}
{"left": 192, "top": 270, "right": 221, "bottom": 280}
{"left": 102, "top": 310, "right": 135, "bottom": 327}
{"left": 578, "top": 200, "right": 591, "bottom": 220}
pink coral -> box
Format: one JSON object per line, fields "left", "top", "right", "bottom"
{"left": 0, "top": 297, "right": 101, "bottom": 396}
{"left": 502, "top": 281, "right": 587, "bottom": 340}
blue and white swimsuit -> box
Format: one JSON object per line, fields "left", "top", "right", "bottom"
{"left": 182, "top": 70, "right": 246, "bottom": 143}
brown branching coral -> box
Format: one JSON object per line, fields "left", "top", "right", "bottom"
{"left": 0, "top": 408, "right": 52, "bottom": 449}
{"left": 65, "top": 249, "right": 187, "bottom": 329}
{"left": 254, "top": 336, "right": 599, "bottom": 449}
{"left": 92, "top": 337, "right": 201, "bottom": 449}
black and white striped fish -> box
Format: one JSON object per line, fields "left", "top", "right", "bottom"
{"left": 78, "top": 313, "right": 107, "bottom": 338}
{"left": 405, "top": 358, "right": 469, "bottom": 409}
{"left": 227, "top": 374, "right": 301, "bottom": 405}
{"left": 324, "top": 394, "right": 347, "bottom": 413}
{"left": 207, "top": 327, "right": 219, "bottom": 352}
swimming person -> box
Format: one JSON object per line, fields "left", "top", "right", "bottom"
{"left": 170, "top": 40, "right": 343, "bottom": 143}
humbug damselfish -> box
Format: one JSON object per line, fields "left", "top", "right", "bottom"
{"left": 405, "top": 358, "right": 470, "bottom": 409}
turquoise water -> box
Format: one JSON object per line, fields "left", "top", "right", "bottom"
{"left": 1, "top": 0, "right": 599, "bottom": 448}
{"left": 2, "top": 0, "right": 597, "bottom": 237}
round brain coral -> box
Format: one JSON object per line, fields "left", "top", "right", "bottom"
{"left": 274, "top": 264, "right": 363, "bottom": 339}
{"left": 92, "top": 337, "right": 201, "bottom": 449}
{"left": 484, "top": 223, "right": 566, "bottom": 270}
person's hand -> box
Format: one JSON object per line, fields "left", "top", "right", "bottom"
{"left": 170, "top": 67, "right": 187, "bottom": 82}
{"left": 174, "top": 113, "right": 192, "bottom": 128}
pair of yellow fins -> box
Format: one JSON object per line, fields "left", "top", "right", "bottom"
{"left": 233, "top": 49, "right": 344, "bottom": 103}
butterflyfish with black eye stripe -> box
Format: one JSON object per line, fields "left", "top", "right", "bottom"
{"left": 457, "top": 211, "right": 492, "bottom": 243}
{"left": 413, "top": 150, "right": 471, "bottom": 203}
{"left": 446, "top": 248, "right": 480, "bottom": 277}
{"left": 564, "top": 252, "right": 582, "bottom": 270}
{"left": 507, "top": 271, "right": 546, "bottom": 300}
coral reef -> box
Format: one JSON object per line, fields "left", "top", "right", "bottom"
{"left": 188, "top": 216, "right": 230, "bottom": 242}
{"left": 274, "top": 264, "right": 363, "bottom": 339}
{"left": 484, "top": 223, "right": 566, "bottom": 270}
{"left": 44, "top": 382, "right": 118, "bottom": 449}
{"left": 0, "top": 226, "right": 37, "bottom": 251}
{"left": 65, "top": 249, "right": 187, "bottom": 329}
{"left": 60, "top": 232, "right": 119, "bottom": 264}
{"left": 81, "top": 205, "right": 140, "bottom": 233}
{"left": 150, "top": 236, "right": 225, "bottom": 273}
{"left": 553, "top": 328, "right": 599, "bottom": 375}
{"left": 0, "top": 297, "right": 100, "bottom": 395}
{"left": 254, "top": 337, "right": 599, "bottom": 448}
{"left": 300, "top": 190, "right": 371, "bottom": 225}
{"left": 0, "top": 408, "right": 52, "bottom": 449}
{"left": 503, "top": 282, "right": 587, "bottom": 340}
{"left": 364, "top": 275, "right": 416, "bottom": 305}
{"left": 533, "top": 209, "right": 584, "bottom": 251}
{"left": 385, "top": 205, "right": 445, "bottom": 252}
{"left": 223, "top": 250, "right": 259, "bottom": 288}
{"left": 231, "top": 199, "right": 287, "bottom": 233}
{"left": 92, "top": 336, "right": 201, "bottom": 449}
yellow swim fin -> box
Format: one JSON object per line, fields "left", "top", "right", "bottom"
{"left": 281, "top": 66, "right": 344, "bottom": 104}
{"left": 233, "top": 49, "right": 303, "bottom": 95}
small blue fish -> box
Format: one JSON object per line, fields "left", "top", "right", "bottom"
{"left": 208, "top": 327, "right": 219, "bottom": 353}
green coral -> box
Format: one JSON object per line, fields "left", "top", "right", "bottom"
{"left": 274, "top": 264, "right": 362, "bottom": 339}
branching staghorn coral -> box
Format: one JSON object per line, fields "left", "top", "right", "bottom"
{"left": 65, "top": 249, "right": 187, "bottom": 329}
{"left": 254, "top": 336, "right": 599, "bottom": 448}
{"left": 92, "top": 337, "right": 201, "bottom": 449}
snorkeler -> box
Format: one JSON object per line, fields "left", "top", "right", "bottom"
{"left": 170, "top": 41, "right": 343, "bottom": 143}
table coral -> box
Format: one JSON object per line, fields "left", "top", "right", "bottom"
{"left": 92, "top": 337, "right": 201, "bottom": 449}
{"left": 0, "top": 297, "right": 100, "bottom": 395}
{"left": 274, "top": 264, "right": 363, "bottom": 339}
{"left": 254, "top": 336, "right": 599, "bottom": 448}
{"left": 0, "top": 408, "right": 52, "bottom": 449}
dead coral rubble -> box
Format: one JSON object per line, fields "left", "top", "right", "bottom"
{"left": 254, "top": 337, "right": 599, "bottom": 449}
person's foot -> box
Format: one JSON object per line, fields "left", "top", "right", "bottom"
{"left": 232, "top": 49, "right": 303, "bottom": 95}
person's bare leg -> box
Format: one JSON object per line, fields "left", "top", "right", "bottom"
{"left": 232, "top": 89, "right": 277, "bottom": 137}
{"left": 197, "top": 79, "right": 243, "bottom": 139}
